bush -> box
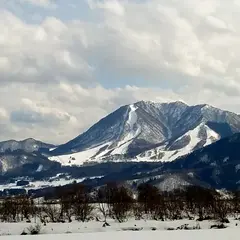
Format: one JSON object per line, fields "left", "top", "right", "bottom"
{"left": 27, "top": 223, "right": 42, "bottom": 235}
{"left": 210, "top": 223, "right": 227, "bottom": 229}
{"left": 21, "top": 230, "right": 28, "bottom": 235}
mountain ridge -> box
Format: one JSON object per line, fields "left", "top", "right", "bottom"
{"left": 80, "top": 132, "right": 240, "bottom": 191}
{"left": 0, "top": 100, "right": 240, "bottom": 191}
{"left": 49, "top": 101, "right": 240, "bottom": 166}
{"left": 0, "top": 138, "right": 56, "bottom": 154}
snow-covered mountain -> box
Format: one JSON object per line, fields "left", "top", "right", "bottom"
{"left": 0, "top": 138, "right": 60, "bottom": 179}
{"left": 80, "top": 132, "right": 240, "bottom": 191}
{"left": 0, "top": 151, "right": 59, "bottom": 174}
{"left": 49, "top": 101, "right": 240, "bottom": 166}
{"left": 137, "top": 123, "right": 220, "bottom": 162}
{"left": 135, "top": 132, "right": 240, "bottom": 190}
{"left": 0, "top": 138, "right": 55, "bottom": 154}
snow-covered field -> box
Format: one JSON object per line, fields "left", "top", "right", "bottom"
{"left": 1, "top": 225, "right": 240, "bottom": 239}
{"left": 0, "top": 175, "right": 103, "bottom": 190}
{"left": 0, "top": 218, "right": 239, "bottom": 237}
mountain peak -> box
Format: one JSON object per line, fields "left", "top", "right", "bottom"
{"left": 0, "top": 138, "right": 55, "bottom": 153}
{"left": 133, "top": 100, "right": 188, "bottom": 106}
{"left": 23, "top": 138, "right": 37, "bottom": 142}
{"left": 50, "top": 100, "right": 240, "bottom": 166}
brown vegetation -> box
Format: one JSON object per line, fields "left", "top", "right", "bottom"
{"left": 0, "top": 183, "right": 238, "bottom": 224}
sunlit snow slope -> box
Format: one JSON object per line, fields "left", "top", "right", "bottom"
{"left": 49, "top": 101, "right": 240, "bottom": 166}
{"left": 137, "top": 123, "right": 220, "bottom": 162}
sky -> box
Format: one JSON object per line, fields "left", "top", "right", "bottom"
{"left": 1, "top": 0, "right": 240, "bottom": 144}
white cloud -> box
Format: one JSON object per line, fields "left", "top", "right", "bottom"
{"left": 206, "top": 16, "right": 228, "bottom": 30}
{"left": 0, "top": 11, "right": 92, "bottom": 84}
{"left": 1, "top": 0, "right": 240, "bottom": 143}
{"left": 0, "top": 81, "right": 238, "bottom": 144}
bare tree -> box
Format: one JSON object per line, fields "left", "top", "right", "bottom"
{"left": 56, "top": 187, "right": 74, "bottom": 222}
{"left": 184, "top": 186, "right": 216, "bottom": 221}
{"left": 107, "top": 184, "right": 134, "bottom": 223}
{"left": 0, "top": 197, "right": 19, "bottom": 222}
{"left": 96, "top": 186, "right": 110, "bottom": 223}
{"left": 213, "top": 199, "right": 230, "bottom": 223}
{"left": 72, "top": 184, "right": 94, "bottom": 222}
{"left": 137, "top": 183, "right": 160, "bottom": 217}
{"left": 43, "top": 204, "right": 61, "bottom": 222}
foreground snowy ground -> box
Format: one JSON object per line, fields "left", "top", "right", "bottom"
{"left": 1, "top": 229, "right": 240, "bottom": 240}
{"left": 0, "top": 218, "right": 240, "bottom": 237}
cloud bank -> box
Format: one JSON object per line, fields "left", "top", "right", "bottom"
{"left": 1, "top": 0, "right": 240, "bottom": 144}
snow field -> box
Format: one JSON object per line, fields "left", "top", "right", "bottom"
{"left": 137, "top": 123, "right": 220, "bottom": 162}
{"left": 0, "top": 217, "right": 240, "bottom": 237}
{"left": 0, "top": 176, "right": 103, "bottom": 191}
{"left": 1, "top": 222, "right": 240, "bottom": 239}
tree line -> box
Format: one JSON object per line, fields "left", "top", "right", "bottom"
{"left": 0, "top": 182, "right": 240, "bottom": 224}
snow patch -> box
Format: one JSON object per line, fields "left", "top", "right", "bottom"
{"left": 49, "top": 143, "right": 111, "bottom": 166}
{"left": 127, "top": 104, "right": 138, "bottom": 129}
{"left": 49, "top": 147, "right": 57, "bottom": 151}
{"left": 157, "top": 176, "right": 190, "bottom": 192}
{"left": 223, "top": 157, "right": 229, "bottom": 163}
{"left": 235, "top": 164, "right": 240, "bottom": 172}
{"left": 111, "top": 104, "right": 141, "bottom": 155}
{"left": 204, "top": 125, "right": 220, "bottom": 146}
{"left": 200, "top": 154, "right": 210, "bottom": 163}
{"left": 36, "top": 164, "right": 43, "bottom": 172}
{"left": 137, "top": 123, "right": 219, "bottom": 163}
